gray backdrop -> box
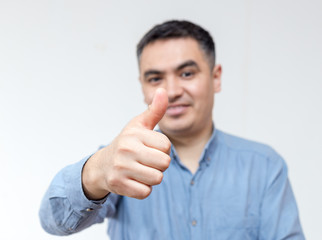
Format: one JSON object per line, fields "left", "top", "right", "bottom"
{"left": 1, "top": 0, "right": 321, "bottom": 239}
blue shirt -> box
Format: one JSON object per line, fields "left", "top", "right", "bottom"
{"left": 39, "top": 129, "right": 305, "bottom": 239}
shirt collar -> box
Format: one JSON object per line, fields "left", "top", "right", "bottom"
{"left": 199, "top": 124, "right": 217, "bottom": 166}
{"left": 157, "top": 123, "right": 218, "bottom": 167}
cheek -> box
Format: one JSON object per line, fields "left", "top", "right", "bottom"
{"left": 188, "top": 81, "right": 215, "bottom": 111}
{"left": 188, "top": 81, "right": 212, "bottom": 100}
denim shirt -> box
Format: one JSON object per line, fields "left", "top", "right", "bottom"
{"left": 39, "top": 129, "right": 305, "bottom": 239}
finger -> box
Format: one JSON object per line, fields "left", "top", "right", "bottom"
{"left": 137, "top": 128, "right": 171, "bottom": 154}
{"left": 136, "top": 88, "right": 168, "bottom": 130}
{"left": 136, "top": 146, "right": 171, "bottom": 172}
{"left": 117, "top": 179, "right": 152, "bottom": 199}
{"left": 126, "top": 162, "right": 164, "bottom": 186}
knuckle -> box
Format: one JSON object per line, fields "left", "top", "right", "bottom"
{"left": 165, "top": 139, "right": 171, "bottom": 151}
{"left": 161, "top": 137, "right": 171, "bottom": 153}
{"left": 156, "top": 132, "right": 172, "bottom": 153}
{"left": 112, "top": 161, "right": 125, "bottom": 172}
{"left": 154, "top": 171, "right": 163, "bottom": 185}
{"left": 117, "top": 142, "right": 131, "bottom": 154}
{"left": 164, "top": 155, "right": 171, "bottom": 168}
{"left": 116, "top": 137, "right": 140, "bottom": 156}
{"left": 137, "top": 186, "right": 152, "bottom": 199}
{"left": 159, "top": 154, "right": 171, "bottom": 171}
{"left": 107, "top": 174, "right": 120, "bottom": 190}
{"left": 123, "top": 126, "right": 140, "bottom": 138}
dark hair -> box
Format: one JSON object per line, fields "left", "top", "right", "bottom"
{"left": 137, "top": 20, "right": 216, "bottom": 69}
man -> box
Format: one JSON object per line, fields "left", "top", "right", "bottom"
{"left": 39, "top": 20, "right": 305, "bottom": 239}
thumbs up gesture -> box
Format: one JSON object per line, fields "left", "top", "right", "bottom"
{"left": 82, "top": 88, "right": 171, "bottom": 200}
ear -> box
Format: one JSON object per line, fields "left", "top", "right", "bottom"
{"left": 212, "top": 64, "right": 222, "bottom": 93}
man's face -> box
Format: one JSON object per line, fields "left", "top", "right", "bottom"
{"left": 139, "top": 38, "right": 221, "bottom": 138}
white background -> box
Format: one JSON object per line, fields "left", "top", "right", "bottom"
{"left": 0, "top": 0, "right": 321, "bottom": 239}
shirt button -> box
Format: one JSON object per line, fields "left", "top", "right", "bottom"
{"left": 85, "top": 208, "right": 94, "bottom": 212}
{"left": 192, "top": 220, "right": 197, "bottom": 226}
{"left": 207, "top": 157, "right": 210, "bottom": 161}
{"left": 190, "top": 180, "right": 195, "bottom": 185}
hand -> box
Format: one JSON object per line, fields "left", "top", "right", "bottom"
{"left": 82, "top": 88, "right": 171, "bottom": 200}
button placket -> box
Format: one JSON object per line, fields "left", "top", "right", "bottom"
{"left": 190, "top": 179, "right": 195, "bottom": 185}
{"left": 191, "top": 219, "right": 197, "bottom": 226}
{"left": 189, "top": 173, "right": 200, "bottom": 239}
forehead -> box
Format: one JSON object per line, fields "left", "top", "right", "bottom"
{"left": 139, "top": 38, "right": 208, "bottom": 72}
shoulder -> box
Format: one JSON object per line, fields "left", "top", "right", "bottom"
{"left": 214, "top": 130, "right": 289, "bottom": 187}
{"left": 215, "top": 129, "right": 285, "bottom": 166}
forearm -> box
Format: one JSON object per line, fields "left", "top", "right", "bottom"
{"left": 39, "top": 156, "right": 112, "bottom": 236}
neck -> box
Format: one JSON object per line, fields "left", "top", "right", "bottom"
{"left": 169, "top": 122, "right": 213, "bottom": 148}
{"left": 166, "top": 121, "right": 213, "bottom": 174}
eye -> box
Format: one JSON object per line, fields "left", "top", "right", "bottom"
{"left": 181, "top": 71, "right": 194, "bottom": 79}
{"left": 148, "top": 77, "right": 162, "bottom": 84}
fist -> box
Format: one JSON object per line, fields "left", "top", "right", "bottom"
{"left": 82, "top": 88, "right": 171, "bottom": 200}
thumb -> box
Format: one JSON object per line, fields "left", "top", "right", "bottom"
{"left": 138, "top": 88, "right": 168, "bottom": 130}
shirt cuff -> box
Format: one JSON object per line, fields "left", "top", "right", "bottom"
{"left": 64, "top": 155, "right": 105, "bottom": 212}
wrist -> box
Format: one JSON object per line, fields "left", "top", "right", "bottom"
{"left": 82, "top": 150, "right": 110, "bottom": 200}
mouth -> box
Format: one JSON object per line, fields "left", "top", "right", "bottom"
{"left": 166, "top": 104, "right": 190, "bottom": 117}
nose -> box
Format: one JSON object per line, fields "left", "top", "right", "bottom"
{"left": 165, "top": 77, "right": 183, "bottom": 102}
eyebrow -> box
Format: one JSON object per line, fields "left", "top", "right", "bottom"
{"left": 143, "top": 60, "right": 200, "bottom": 79}
{"left": 176, "top": 60, "right": 199, "bottom": 71}
{"left": 144, "top": 70, "right": 163, "bottom": 79}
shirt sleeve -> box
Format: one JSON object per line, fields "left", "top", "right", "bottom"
{"left": 39, "top": 155, "right": 120, "bottom": 236}
{"left": 259, "top": 151, "right": 305, "bottom": 239}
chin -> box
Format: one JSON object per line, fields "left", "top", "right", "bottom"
{"left": 159, "top": 120, "right": 193, "bottom": 136}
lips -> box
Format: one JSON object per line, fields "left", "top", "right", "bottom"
{"left": 166, "top": 104, "right": 190, "bottom": 117}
